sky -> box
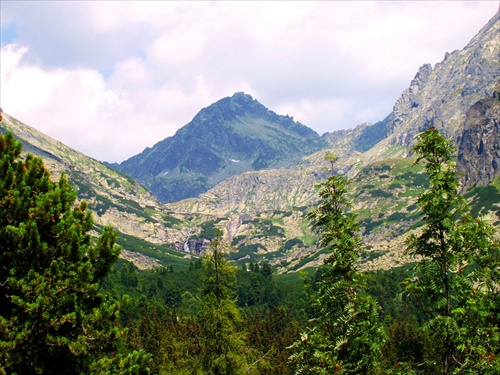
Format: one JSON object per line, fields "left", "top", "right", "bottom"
{"left": 1, "top": 1, "right": 498, "bottom": 163}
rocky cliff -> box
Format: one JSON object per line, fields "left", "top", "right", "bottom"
{"left": 458, "top": 91, "right": 500, "bottom": 189}
{"left": 385, "top": 11, "right": 499, "bottom": 151}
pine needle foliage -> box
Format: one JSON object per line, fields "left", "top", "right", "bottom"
{"left": 405, "top": 127, "right": 500, "bottom": 374}
{"left": 289, "top": 152, "right": 385, "bottom": 374}
{"left": 198, "top": 230, "right": 262, "bottom": 375}
{"left": 0, "top": 131, "right": 151, "bottom": 374}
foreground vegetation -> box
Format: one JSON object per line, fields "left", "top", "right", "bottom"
{"left": 1, "top": 128, "right": 498, "bottom": 374}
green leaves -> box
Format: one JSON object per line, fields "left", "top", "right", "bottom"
{"left": 197, "top": 232, "right": 255, "bottom": 375}
{"left": 290, "top": 153, "right": 385, "bottom": 374}
{"left": 406, "top": 127, "right": 500, "bottom": 374}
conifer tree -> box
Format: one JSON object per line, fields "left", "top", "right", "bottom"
{"left": 405, "top": 127, "right": 499, "bottom": 374}
{"left": 197, "top": 230, "right": 260, "bottom": 375}
{"left": 289, "top": 153, "right": 385, "bottom": 374}
{"left": 0, "top": 131, "right": 150, "bottom": 374}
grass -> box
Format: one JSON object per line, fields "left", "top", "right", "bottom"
{"left": 465, "top": 182, "right": 500, "bottom": 218}
{"left": 230, "top": 243, "right": 268, "bottom": 262}
{"left": 370, "top": 189, "right": 392, "bottom": 198}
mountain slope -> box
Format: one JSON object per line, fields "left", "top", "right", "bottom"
{"left": 0, "top": 114, "right": 189, "bottom": 269}
{"left": 1, "top": 11, "right": 498, "bottom": 274}
{"left": 384, "top": 10, "right": 499, "bottom": 148}
{"left": 115, "top": 92, "right": 327, "bottom": 203}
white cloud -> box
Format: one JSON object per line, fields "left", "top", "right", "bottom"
{"left": 1, "top": 1, "right": 498, "bottom": 162}
{"left": 1, "top": 44, "right": 132, "bottom": 161}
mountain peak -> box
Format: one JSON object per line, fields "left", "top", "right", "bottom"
{"left": 117, "top": 94, "right": 326, "bottom": 202}
{"left": 231, "top": 91, "right": 254, "bottom": 101}
{"left": 386, "top": 10, "right": 499, "bottom": 147}
{"left": 191, "top": 92, "right": 267, "bottom": 124}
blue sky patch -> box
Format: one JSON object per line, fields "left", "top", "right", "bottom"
{"left": 1, "top": 23, "right": 18, "bottom": 45}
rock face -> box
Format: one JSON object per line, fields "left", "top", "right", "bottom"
{"left": 323, "top": 117, "right": 390, "bottom": 155}
{"left": 120, "top": 249, "right": 161, "bottom": 270}
{"left": 167, "top": 167, "right": 322, "bottom": 216}
{"left": 458, "top": 93, "right": 500, "bottom": 189}
{"left": 385, "top": 11, "right": 499, "bottom": 150}
{"left": 115, "top": 92, "right": 327, "bottom": 203}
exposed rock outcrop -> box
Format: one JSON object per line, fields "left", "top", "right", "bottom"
{"left": 458, "top": 94, "right": 500, "bottom": 189}
{"left": 120, "top": 249, "right": 161, "bottom": 270}
{"left": 386, "top": 11, "right": 499, "bottom": 149}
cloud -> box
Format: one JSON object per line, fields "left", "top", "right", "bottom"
{"left": 1, "top": 1, "right": 498, "bottom": 161}
{"left": 1, "top": 44, "right": 130, "bottom": 161}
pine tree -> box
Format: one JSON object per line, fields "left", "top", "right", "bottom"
{"left": 0, "top": 131, "right": 150, "bottom": 374}
{"left": 197, "top": 230, "right": 261, "bottom": 375}
{"left": 405, "top": 127, "right": 499, "bottom": 374}
{"left": 289, "top": 153, "right": 385, "bottom": 374}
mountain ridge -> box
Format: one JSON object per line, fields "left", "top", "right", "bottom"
{"left": 384, "top": 10, "right": 499, "bottom": 149}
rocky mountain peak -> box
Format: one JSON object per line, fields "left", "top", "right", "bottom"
{"left": 386, "top": 10, "right": 499, "bottom": 149}
{"left": 190, "top": 92, "right": 260, "bottom": 124}
{"left": 229, "top": 91, "right": 258, "bottom": 106}
{"left": 116, "top": 93, "right": 326, "bottom": 203}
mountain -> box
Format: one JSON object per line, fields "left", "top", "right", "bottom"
{"left": 166, "top": 10, "right": 500, "bottom": 271}
{"left": 1, "top": 11, "right": 498, "bottom": 274}
{"left": 168, "top": 7, "right": 500, "bottom": 219}
{"left": 384, "top": 11, "right": 499, "bottom": 149}
{"left": 458, "top": 90, "right": 500, "bottom": 189}
{"left": 114, "top": 92, "right": 327, "bottom": 203}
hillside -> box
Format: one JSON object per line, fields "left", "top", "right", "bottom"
{"left": 165, "top": 11, "right": 500, "bottom": 271}
{"left": 0, "top": 114, "right": 190, "bottom": 269}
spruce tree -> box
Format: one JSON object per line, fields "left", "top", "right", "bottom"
{"left": 405, "top": 127, "right": 499, "bottom": 374}
{"left": 197, "top": 230, "right": 258, "bottom": 375}
{"left": 289, "top": 153, "right": 385, "bottom": 374}
{"left": 0, "top": 131, "right": 150, "bottom": 374}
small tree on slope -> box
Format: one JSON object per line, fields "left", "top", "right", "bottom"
{"left": 0, "top": 131, "right": 150, "bottom": 374}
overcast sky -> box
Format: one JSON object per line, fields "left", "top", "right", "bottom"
{"left": 1, "top": 1, "right": 497, "bottom": 162}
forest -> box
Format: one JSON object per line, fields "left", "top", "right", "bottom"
{"left": 0, "top": 128, "right": 498, "bottom": 375}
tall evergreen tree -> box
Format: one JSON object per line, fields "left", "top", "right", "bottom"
{"left": 289, "top": 153, "right": 385, "bottom": 374}
{"left": 0, "top": 131, "right": 150, "bottom": 374}
{"left": 405, "top": 127, "right": 499, "bottom": 374}
{"left": 197, "top": 230, "right": 256, "bottom": 375}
